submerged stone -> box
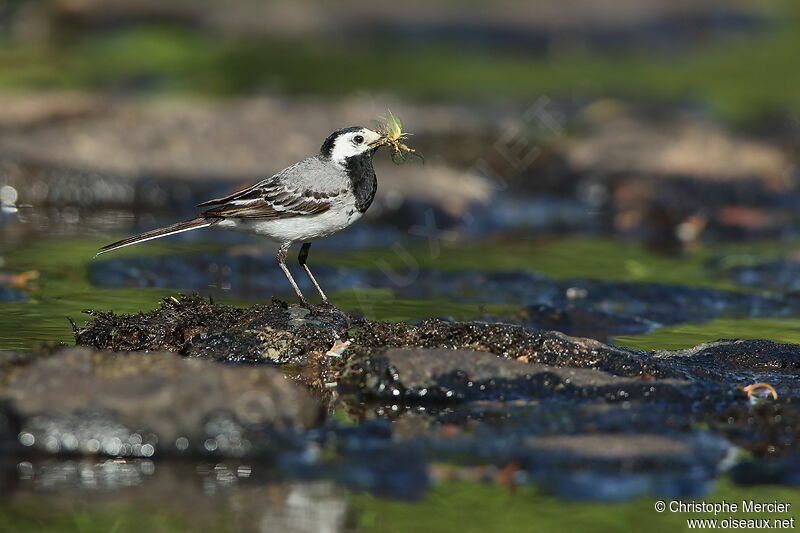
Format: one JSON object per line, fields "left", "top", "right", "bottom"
{"left": 711, "top": 401, "right": 800, "bottom": 457}
{"left": 0, "top": 286, "right": 25, "bottom": 302}
{"left": 518, "top": 303, "right": 657, "bottom": 339}
{"left": 727, "top": 258, "right": 800, "bottom": 292}
{"left": 339, "top": 347, "right": 689, "bottom": 403}
{"left": 3, "top": 347, "right": 322, "bottom": 458}
{"left": 729, "top": 455, "right": 800, "bottom": 486}
{"left": 652, "top": 339, "right": 800, "bottom": 398}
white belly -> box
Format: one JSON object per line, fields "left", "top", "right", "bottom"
{"left": 216, "top": 202, "right": 364, "bottom": 244}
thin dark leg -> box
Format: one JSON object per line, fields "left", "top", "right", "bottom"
{"left": 277, "top": 242, "right": 307, "bottom": 305}
{"left": 298, "top": 242, "right": 329, "bottom": 303}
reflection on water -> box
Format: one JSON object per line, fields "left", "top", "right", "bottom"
{"left": 16, "top": 458, "right": 155, "bottom": 492}
{"left": 3, "top": 457, "right": 799, "bottom": 533}
{"left": 5, "top": 458, "right": 350, "bottom": 533}
{"left": 260, "top": 482, "right": 347, "bottom": 533}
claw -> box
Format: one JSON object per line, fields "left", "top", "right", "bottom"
{"left": 307, "top": 302, "right": 351, "bottom": 320}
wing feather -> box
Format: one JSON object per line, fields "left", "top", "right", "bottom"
{"left": 200, "top": 185, "right": 335, "bottom": 219}
{"left": 195, "top": 156, "right": 346, "bottom": 220}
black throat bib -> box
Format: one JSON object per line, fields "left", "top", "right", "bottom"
{"left": 345, "top": 153, "right": 377, "bottom": 213}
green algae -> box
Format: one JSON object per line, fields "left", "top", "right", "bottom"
{"left": 318, "top": 236, "right": 792, "bottom": 291}
{"left": 350, "top": 478, "right": 800, "bottom": 533}
{"left": 0, "top": 496, "right": 228, "bottom": 533}
{"left": 617, "top": 317, "right": 800, "bottom": 352}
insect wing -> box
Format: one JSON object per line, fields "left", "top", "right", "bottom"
{"left": 391, "top": 146, "right": 407, "bottom": 164}
{"left": 384, "top": 110, "right": 403, "bottom": 141}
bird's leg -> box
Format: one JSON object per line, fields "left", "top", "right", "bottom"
{"left": 298, "top": 242, "right": 330, "bottom": 304}
{"left": 276, "top": 242, "right": 308, "bottom": 306}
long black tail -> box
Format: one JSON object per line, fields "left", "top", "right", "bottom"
{"left": 97, "top": 217, "right": 219, "bottom": 255}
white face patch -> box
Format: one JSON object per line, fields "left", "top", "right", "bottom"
{"left": 329, "top": 128, "right": 383, "bottom": 164}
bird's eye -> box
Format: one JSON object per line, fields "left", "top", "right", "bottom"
{"left": 354, "top": 135, "right": 364, "bottom": 144}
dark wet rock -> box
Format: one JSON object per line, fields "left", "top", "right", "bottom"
{"left": 541, "top": 278, "right": 798, "bottom": 326}
{"left": 73, "top": 295, "right": 350, "bottom": 388}
{"left": 75, "top": 296, "right": 687, "bottom": 405}
{"left": 74, "top": 295, "right": 346, "bottom": 354}
{"left": 711, "top": 401, "right": 800, "bottom": 457}
{"left": 72, "top": 295, "right": 280, "bottom": 352}
{"left": 727, "top": 258, "right": 800, "bottom": 292}
{"left": 340, "top": 347, "right": 563, "bottom": 402}
{"left": 2, "top": 347, "right": 322, "bottom": 458}
{"left": 0, "top": 400, "right": 19, "bottom": 457}
{"left": 74, "top": 295, "right": 800, "bottom": 397}
{"left": 464, "top": 195, "right": 596, "bottom": 235}
{"left": 348, "top": 319, "right": 671, "bottom": 379}
{"left": 519, "top": 303, "right": 657, "bottom": 339}
{"left": 339, "top": 347, "right": 689, "bottom": 403}
{"left": 666, "top": 339, "right": 800, "bottom": 375}
{"left": 729, "top": 456, "right": 800, "bottom": 486}
{"left": 653, "top": 339, "right": 800, "bottom": 397}
{"left": 75, "top": 296, "right": 800, "bottom": 398}
{"left": 346, "top": 323, "right": 800, "bottom": 404}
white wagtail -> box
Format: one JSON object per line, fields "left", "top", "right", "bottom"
{"left": 98, "top": 126, "right": 390, "bottom": 307}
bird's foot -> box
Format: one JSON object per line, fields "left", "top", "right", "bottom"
{"left": 304, "top": 300, "right": 349, "bottom": 318}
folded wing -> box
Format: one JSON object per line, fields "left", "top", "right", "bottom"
{"left": 198, "top": 158, "right": 344, "bottom": 220}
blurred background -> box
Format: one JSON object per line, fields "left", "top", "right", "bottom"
{"left": 1, "top": 0, "right": 800, "bottom": 531}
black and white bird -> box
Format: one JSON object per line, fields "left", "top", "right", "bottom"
{"left": 98, "top": 126, "right": 387, "bottom": 307}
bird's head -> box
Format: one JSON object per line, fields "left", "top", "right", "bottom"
{"left": 320, "top": 127, "right": 384, "bottom": 165}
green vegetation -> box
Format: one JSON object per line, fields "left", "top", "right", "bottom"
{"left": 0, "top": 2, "right": 799, "bottom": 123}
{"left": 318, "top": 235, "right": 789, "bottom": 291}
{"left": 351, "top": 478, "right": 800, "bottom": 533}
{"left": 617, "top": 317, "right": 800, "bottom": 351}
{"left": 0, "top": 496, "right": 226, "bottom": 533}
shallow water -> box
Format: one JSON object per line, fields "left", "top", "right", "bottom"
{"left": 2, "top": 467, "right": 798, "bottom": 533}
{"left": 2, "top": 233, "right": 800, "bottom": 351}
{"left": 2, "top": 231, "right": 800, "bottom": 531}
